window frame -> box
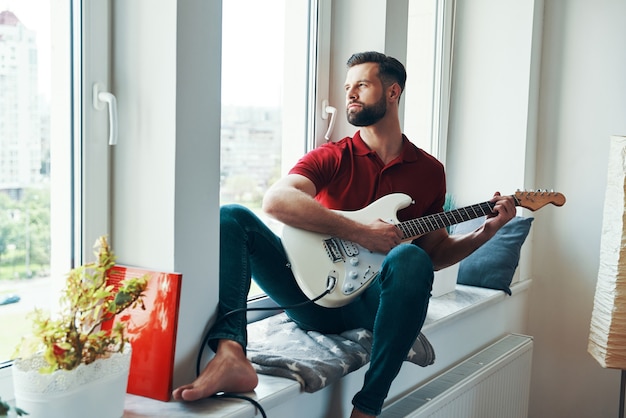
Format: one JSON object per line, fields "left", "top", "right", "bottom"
{"left": 1, "top": 0, "right": 457, "bottom": 399}
{"left": 0, "top": 0, "right": 111, "bottom": 394}
{"left": 429, "top": 0, "right": 455, "bottom": 164}
{"left": 79, "top": 0, "right": 112, "bottom": 264}
{"left": 246, "top": 0, "right": 456, "bottom": 315}
{"left": 244, "top": 0, "right": 328, "bottom": 316}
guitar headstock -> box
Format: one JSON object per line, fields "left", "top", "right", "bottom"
{"left": 513, "top": 190, "right": 566, "bottom": 211}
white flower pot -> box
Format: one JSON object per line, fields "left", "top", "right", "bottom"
{"left": 12, "top": 346, "right": 131, "bottom": 418}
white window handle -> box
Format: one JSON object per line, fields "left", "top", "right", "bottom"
{"left": 322, "top": 99, "right": 337, "bottom": 142}
{"left": 93, "top": 83, "right": 118, "bottom": 145}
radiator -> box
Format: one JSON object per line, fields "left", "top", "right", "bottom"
{"left": 381, "top": 334, "right": 533, "bottom": 418}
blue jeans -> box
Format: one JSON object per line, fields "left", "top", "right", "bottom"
{"left": 209, "top": 204, "right": 433, "bottom": 416}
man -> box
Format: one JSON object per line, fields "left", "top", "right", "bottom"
{"left": 173, "top": 51, "right": 516, "bottom": 418}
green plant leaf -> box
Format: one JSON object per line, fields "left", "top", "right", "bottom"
{"left": 13, "top": 235, "right": 148, "bottom": 373}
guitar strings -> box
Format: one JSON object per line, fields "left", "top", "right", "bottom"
{"left": 399, "top": 201, "right": 496, "bottom": 238}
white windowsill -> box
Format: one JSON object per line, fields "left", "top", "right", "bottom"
{"left": 121, "top": 280, "right": 532, "bottom": 418}
{"left": 0, "top": 281, "right": 530, "bottom": 417}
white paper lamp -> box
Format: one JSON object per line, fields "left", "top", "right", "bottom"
{"left": 589, "top": 135, "right": 626, "bottom": 416}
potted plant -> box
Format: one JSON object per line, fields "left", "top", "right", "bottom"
{"left": 11, "top": 236, "right": 148, "bottom": 418}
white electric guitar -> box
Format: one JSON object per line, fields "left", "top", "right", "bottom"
{"left": 281, "top": 190, "right": 566, "bottom": 308}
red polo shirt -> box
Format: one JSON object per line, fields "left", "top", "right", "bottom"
{"left": 289, "top": 131, "right": 446, "bottom": 222}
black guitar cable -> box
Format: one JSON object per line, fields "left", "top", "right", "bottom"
{"left": 196, "top": 276, "right": 337, "bottom": 417}
{"left": 212, "top": 392, "right": 268, "bottom": 418}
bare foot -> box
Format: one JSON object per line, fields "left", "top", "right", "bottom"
{"left": 172, "top": 339, "right": 258, "bottom": 401}
{"left": 349, "top": 408, "right": 375, "bottom": 418}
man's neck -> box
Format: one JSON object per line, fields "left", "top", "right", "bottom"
{"left": 359, "top": 120, "right": 404, "bottom": 165}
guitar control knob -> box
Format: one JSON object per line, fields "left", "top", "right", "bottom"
{"left": 349, "top": 257, "right": 359, "bottom": 266}
{"left": 348, "top": 270, "right": 359, "bottom": 280}
{"left": 344, "top": 282, "right": 354, "bottom": 292}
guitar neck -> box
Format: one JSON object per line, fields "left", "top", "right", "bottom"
{"left": 398, "top": 195, "right": 520, "bottom": 240}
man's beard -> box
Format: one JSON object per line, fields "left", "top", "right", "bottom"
{"left": 347, "top": 95, "right": 387, "bottom": 127}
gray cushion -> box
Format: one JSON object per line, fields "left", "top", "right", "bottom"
{"left": 247, "top": 313, "right": 435, "bottom": 393}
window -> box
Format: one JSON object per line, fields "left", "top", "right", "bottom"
{"left": 0, "top": 0, "right": 109, "bottom": 364}
{"left": 220, "top": 0, "right": 315, "bottom": 298}
{"left": 0, "top": 0, "right": 55, "bottom": 363}
{"left": 219, "top": 0, "right": 455, "bottom": 301}
{"left": 0, "top": 0, "right": 454, "bottom": 362}
{"left": 404, "top": 0, "right": 455, "bottom": 161}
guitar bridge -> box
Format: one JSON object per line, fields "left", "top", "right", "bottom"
{"left": 323, "top": 238, "right": 343, "bottom": 263}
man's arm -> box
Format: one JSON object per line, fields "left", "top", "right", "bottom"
{"left": 262, "top": 174, "right": 403, "bottom": 254}
{"left": 414, "top": 193, "right": 516, "bottom": 270}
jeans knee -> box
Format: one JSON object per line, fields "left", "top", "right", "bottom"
{"left": 221, "top": 203, "right": 252, "bottom": 223}
{"left": 382, "top": 244, "right": 434, "bottom": 296}
{"left": 221, "top": 204, "right": 261, "bottom": 231}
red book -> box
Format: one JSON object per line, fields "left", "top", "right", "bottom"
{"left": 103, "top": 265, "right": 182, "bottom": 402}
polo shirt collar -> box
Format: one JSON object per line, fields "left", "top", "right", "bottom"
{"left": 352, "top": 130, "right": 420, "bottom": 163}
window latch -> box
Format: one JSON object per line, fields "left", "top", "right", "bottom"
{"left": 93, "top": 83, "right": 119, "bottom": 145}
{"left": 321, "top": 99, "right": 336, "bottom": 142}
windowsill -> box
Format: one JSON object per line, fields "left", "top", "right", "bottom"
{"left": 121, "top": 280, "right": 531, "bottom": 418}
{"left": 423, "top": 280, "right": 531, "bottom": 332}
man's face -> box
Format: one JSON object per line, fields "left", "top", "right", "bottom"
{"left": 344, "top": 63, "right": 387, "bottom": 127}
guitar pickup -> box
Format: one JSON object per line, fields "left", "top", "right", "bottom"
{"left": 341, "top": 240, "right": 359, "bottom": 257}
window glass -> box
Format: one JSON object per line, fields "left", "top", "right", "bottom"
{"left": 404, "top": 0, "right": 454, "bottom": 159}
{"left": 0, "top": 1, "right": 454, "bottom": 348}
{"left": 220, "top": 0, "right": 311, "bottom": 298}
{"left": 0, "top": 0, "right": 54, "bottom": 362}
{"left": 220, "top": 0, "right": 453, "bottom": 300}
{"left": 405, "top": 0, "right": 437, "bottom": 151}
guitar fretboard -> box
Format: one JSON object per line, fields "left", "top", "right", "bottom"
{"left": 398, "top": 201, "right": 502, "bottom": 240}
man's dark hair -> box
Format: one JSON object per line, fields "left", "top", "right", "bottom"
{"left": 346, "top": 51, "right": 407, "bottom": 98}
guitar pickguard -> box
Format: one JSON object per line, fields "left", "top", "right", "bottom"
{"left": 322, "top": 237, "right": 381, "bottom": 295}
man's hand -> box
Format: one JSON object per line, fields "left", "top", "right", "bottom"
{"left": 356, "top": 218, "right": 405, "bottom": 254}
{"left": 483, "top": 192, "right": 516, "bottom": 234}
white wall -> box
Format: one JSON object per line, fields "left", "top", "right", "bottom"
{"left": 446, "top": 0, "right": 539, "bottom": 204}
{"left": 446, "top": 0, "right": 541, "bottom": 286}
{"left": 111, "top": 0, "right": 221, "bottom": 389}
{"left": 428, "top": 0, "right": 626, "bottom": 415}
{"left": 529, "top": 0, "right": 626, "bottom": 416}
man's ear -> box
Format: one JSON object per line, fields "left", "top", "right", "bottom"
{"left": 388, "top": 82, "right": 402, "bottom": 103}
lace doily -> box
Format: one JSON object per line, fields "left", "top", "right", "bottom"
{"left": 12, "top": 346, "right": 131, "bottom": 394}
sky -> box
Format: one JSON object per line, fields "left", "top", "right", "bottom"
{"left": 0, "top": 0, "right": 49, "bottom": 33}
{"left": 0, "top": 0, "right": 286, "bottom": 107}
{"left": 221, "top": 0, "right": 286, "bottom": 107}
{"left": 0, "top": 0, "right": 51, "bottom": 99}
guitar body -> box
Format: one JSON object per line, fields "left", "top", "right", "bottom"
{"left": 281, "top": 193, "right": 413, "bottom": 308}
{"left": 281, "top": 190, "right": 565, "bottom": 308}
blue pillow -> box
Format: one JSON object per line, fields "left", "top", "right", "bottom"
{"left": 456, "top": 216, "right": 533, "bottom": 295}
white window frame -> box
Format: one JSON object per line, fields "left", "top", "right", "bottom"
{"left": 279, "top": 0, "right": 332, "bottom": 174}
{"left": 429, "top": 0, "right": 455, "bottom": 164}
{"left": 1, "top": 0, "right": 456, "bottom": 401}
{"left": 79, "top": 0, "right": 112, "bottom": 263}
{"left": 0, "top": 0, "right": 111, "bottom": 399}
{"left": 250, "top": 0, "right": 455, "bottom": 313}
{"left": 310, "top": 0, "right": 333, "bottom": 150}
{"left": 403, "top": 0, "right": 456, "bottom": 163}
{"left": 51, "top": 0, "right": 112, "bottom": 278}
